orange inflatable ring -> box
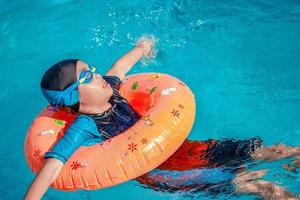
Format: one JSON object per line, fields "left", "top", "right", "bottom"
{"left": 24, "top": 73, "right": 196, "bottom": 191}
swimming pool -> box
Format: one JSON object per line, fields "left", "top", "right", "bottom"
{"left": 0, "top": 0, "right": 299, "bottom": 199}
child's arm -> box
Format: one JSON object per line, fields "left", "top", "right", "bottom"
{"left": 105, "top": 36, "right": 156, "bottom": 81}
{"left": 24, "top": 158, "right": 64, "bottom": 200}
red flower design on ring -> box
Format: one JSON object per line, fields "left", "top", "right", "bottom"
{"left": 128, "top": 142, "right": 138, "bottom": 152}
{"left": 71, "top": 161, "right": 82, "bottom": 170}
{"left": 33, "top": 149, "right": 41, "bottom": 158}
{"left": 171, "top": 109, "right": 181, "bottom": 118}
{"left": 141, "top": 138, "right": 148, "bottom": 144}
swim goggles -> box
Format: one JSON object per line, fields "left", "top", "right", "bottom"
{"left": 41, "top": 65, "right": 96, "bottom": 106}
{"left": 78, "top": 65, "right": 96, "bottom": 84}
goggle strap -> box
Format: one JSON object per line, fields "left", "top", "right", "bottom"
{"left": 79, "top": 77, "right": 86, "bottom": 84}
{"left": 54, "top": 82, "right": 79, "bottom": 100}
{"left": 51, "top": 65, "right": 97, "bottom": 105}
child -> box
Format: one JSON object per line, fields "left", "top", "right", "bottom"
{"left": 24, "top": 36, "right": 156, "bottom": 200}
{"left": 25, "top": 35, "right": 300, "bottom": 199}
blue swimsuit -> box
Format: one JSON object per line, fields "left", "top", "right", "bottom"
{"left": 44, "top": 76, "right": 141, "bottom": 163}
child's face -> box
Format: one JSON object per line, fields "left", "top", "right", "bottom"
{"left": 76, "top": 60, "right": 113, "bottom": 113}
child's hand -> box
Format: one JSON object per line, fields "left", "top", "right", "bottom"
{"left": 107, "top": 35, "right": 157, "bottom": 77}
{"left": 136, "top": 35, "right": 157, "bottom": 58}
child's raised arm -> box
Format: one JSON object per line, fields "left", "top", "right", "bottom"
{"left": 106, "top": 36, "right": 156, "bottom": 81}
{"left": 24, "top": 158, "right": 64, "bottom": 200}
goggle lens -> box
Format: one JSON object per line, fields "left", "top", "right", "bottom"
{"left": 78, "top": 65, "right": 96, "bottom": 84}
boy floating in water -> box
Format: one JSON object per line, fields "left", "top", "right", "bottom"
{"left": 25, "top": 36, "right": 300, "bottom": 200}
{"left": 24, "top": 36, "right": 156, "bottom": 200}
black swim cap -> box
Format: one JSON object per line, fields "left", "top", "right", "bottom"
{"left": 41, "top": 59, "right": 78, "bottom": 91}
{"left": 41, "top": 59, "right": 80, "bottom": 112}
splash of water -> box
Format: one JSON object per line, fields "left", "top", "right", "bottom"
{"left": 135, "top": 34, "right": 158, "bottom": 66}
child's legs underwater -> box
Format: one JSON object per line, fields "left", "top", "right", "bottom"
{"left": 137, "top": 138, "right": 264, "bottom": 194}
{"left": 205, "top": 137, "right": 263, "bottom": 169}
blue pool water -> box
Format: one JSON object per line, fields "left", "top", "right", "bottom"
{"left": 0, "top": 0, "right": 300, "bottom": 199}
